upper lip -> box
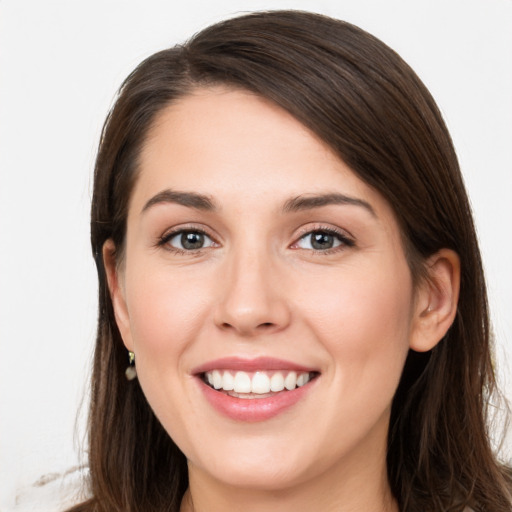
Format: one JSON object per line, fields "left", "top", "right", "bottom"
{"left": 191, "top": 357, "right": 318, "bottom": 375}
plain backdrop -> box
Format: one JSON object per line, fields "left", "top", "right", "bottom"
{"left": 1, "top": 0, "right": 511, "bottom": 510}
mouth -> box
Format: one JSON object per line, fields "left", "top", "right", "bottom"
{"left": 202, "top": 369, "right": 319, "bottom": 399}
{"left": 192, "top": 357, "right": 320, "bottom": 421}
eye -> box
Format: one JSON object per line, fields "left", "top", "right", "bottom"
{"left": 294, "top": 229, "right": 354, "bottom": 251}
{"left": 163, "top": 229, "right": 217, "bottom": 251}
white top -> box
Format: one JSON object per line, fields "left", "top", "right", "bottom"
{"left": 9, "top": 466, "right": 86, "bottom": 512}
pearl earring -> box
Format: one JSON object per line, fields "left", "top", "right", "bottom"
{"left": 125, "top": 351, "right": 137, "bottom": 381}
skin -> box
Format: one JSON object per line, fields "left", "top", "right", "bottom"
{"left": 104, "top": 87, "right": 460, "bottom": 512}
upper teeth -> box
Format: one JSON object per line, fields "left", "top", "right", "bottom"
{"left": 205, "top": 370, "right": 312, "bottom": 394}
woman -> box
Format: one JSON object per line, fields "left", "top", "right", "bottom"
{"left": 69, "top": 10, "right": 511, "bottom": 512}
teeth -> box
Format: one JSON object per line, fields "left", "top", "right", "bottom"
{"left": 251, "top": 372, "right": 270, "bottom": 394}
{"left": 270, "top": 372, "right": 285, "bottom": 392}
{"left": 212, "top": 370, "right": 222, "bottom": 390}
{"left": 234, "top": 371, "right": 251, "bottom": 393}
{"left": 204, "top": 370, "right": 312, "bottom": 394}
{"left": 284, "top": 371, "right": 297, "bottom": 390}
{"left": 222, "top": 371, "right": 234, "bottom": 391}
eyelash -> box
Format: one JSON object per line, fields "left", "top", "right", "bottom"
{"left": 157, "top": 225, "right": 355, "bottom": 255}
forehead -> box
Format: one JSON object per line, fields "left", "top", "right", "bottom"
{"left": 131, "top": 87, "right": 394, "bottom": 222}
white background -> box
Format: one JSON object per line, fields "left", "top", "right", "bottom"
{"left": 1, "top": 0, "right": 511, "bottom": 510}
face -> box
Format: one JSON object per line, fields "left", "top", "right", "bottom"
{"left": 110, "top": 87, "right": 422, "bottom": 491}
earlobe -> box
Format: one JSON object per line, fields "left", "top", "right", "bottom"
{"left": 103, "top": 239, "right": 134, "bottom": 351}
{"left": 409, "top": 249, "right": 461, "bottom": 352}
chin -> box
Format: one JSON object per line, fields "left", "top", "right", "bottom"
{"left": 198, "top": 458, "right": 310, "bottom": 491}
{"left": 184, "top": 431, "right": 326, "bottom": 492}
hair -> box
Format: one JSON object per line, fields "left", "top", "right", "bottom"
{"left": 69, "top": 10, "right": 511, "bottom": 512}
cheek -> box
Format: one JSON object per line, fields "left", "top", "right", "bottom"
{"left": 286, "top": 260, "right": 414, "bottom": 462}
{"left": 121, "top": 262, "right": 212, "bottom": 443}
{"left": 299, "top": 259, "right": 414, "bottom": 390}
{"left": 123, "top": 259, "right": 212, "bottom": 376}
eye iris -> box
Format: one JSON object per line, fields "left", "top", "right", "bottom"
{"left": 311, "top": 232, "right": 334, "bottom": 250}
{"left": 181, "top": 232, "right": 204, "bottom": 250}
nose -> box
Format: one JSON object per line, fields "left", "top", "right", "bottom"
{"left": 214, "top": 247, "right": 291, "bottom": 337}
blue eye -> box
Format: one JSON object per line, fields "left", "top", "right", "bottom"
{"left": 165, "top": 230, "right": 216, "bottom": 251}
{"left": 296, "top": 230, "right": 352, "bottom": 251}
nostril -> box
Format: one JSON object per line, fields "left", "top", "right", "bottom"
{"left": 220, "top": 321, "right": 276, "bottom": 332}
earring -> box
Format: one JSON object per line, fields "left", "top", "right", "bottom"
{"left": 125, "top": 351, "right": 137, "bottom": 381}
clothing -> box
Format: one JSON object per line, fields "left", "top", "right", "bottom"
{"left": 7, "top": 466, "right": 85, "bottom": 512}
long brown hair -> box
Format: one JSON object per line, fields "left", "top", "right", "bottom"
{"left": 70, "top": 10, "right": 511, "bottom": 512}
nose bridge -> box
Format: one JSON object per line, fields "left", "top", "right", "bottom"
{"left": 215, "top": 235, "right": 290, "bottom": 336}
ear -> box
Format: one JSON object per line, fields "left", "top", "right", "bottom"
{"left": 103, "top": 239, "right": 134, "bottom": 352}
{"left": 409, "top": 249, "right": 460, "bottom": 352}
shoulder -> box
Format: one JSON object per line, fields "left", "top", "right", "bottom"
{"left": 10, "top": 466, "right": 88, "bottom": 512}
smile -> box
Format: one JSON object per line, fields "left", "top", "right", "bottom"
{"left": 203, "top": 370, "right": 315, "bottom": 398}
{"left": 193, "top": 358, "right": 320, "bottom": 421}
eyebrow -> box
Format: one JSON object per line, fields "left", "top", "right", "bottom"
{"left": 282, "top": 193, "right": 376, "bottom": 217}
{"left": 141, "top": 189, "right": 217, "bottom": 213}
{"left": 141, "top": 189, "right": 376, "bottom": 218}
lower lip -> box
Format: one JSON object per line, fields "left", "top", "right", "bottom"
{"left": 197, "top": 378, "right": 316, "bottom": 422}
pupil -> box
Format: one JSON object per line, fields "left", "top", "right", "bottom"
{"left": 312, "top": 232, "right": 333, "bottom": 250}
{"left": 181, "top": 232, "right": 204, "bottom": 250}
